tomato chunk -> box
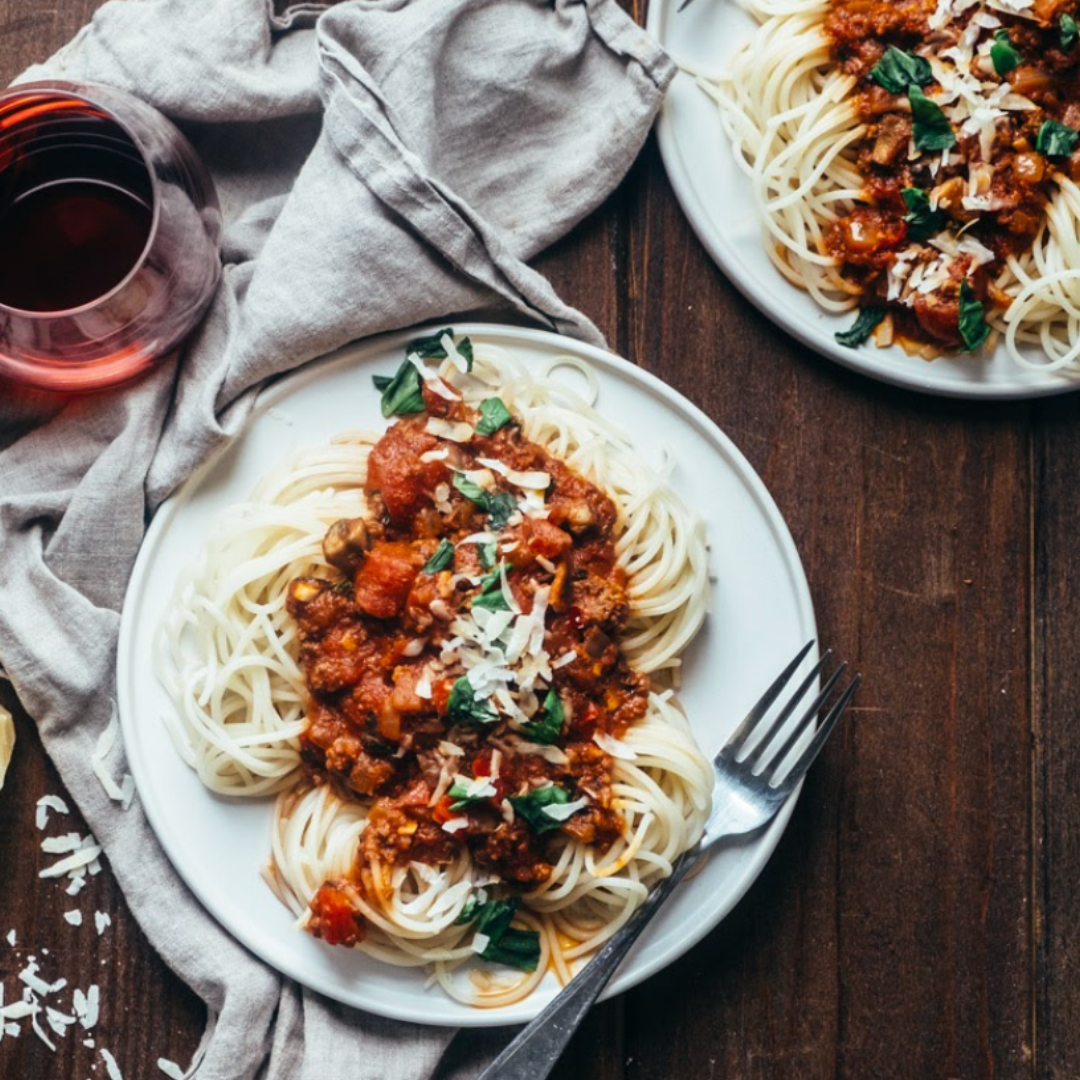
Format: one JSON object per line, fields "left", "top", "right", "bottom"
{"left": 354, "top": 542, "right": 421, "bottom": 619}
{"left": 307, "top": 884, "right": 365, "bottom": 947}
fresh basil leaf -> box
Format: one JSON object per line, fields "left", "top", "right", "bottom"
{"left": 510, "top": 784, "right": 570, "bottom": 834}
{"left": 447, "top": 677, "right": 499, "bottom": 726}
{"left": 479, "top": 541, "right": 497, "bottom": 571}
{"left": 406, "top": 328, "right": 474, "bottom": 370}
{"left": 448, "top": 780, "right": 494, "bottom": 811}
{"left": 476, "top": 397, "right": 513, "bottom": 437}
{"left": 474, "top": 898, "right": 518, "bottom": 939}
{"left": 374, "top": 359, "right": 425, "bottom": 417}
{"left": 909, "top": 86, "right": 957, "bottom": 152}
{"left": 835, "top": 308, "right": 886, "bottom": 348}
{"left": 524, "top": 689, "right": 564, "bottom": 745}
{"left": 901, "top": 187, "right": 946, "bottom": 242}
{"left": 958, "top": 282, "right": 991, "bottom": 352}
{"left": 453, "top": 472, "right": 490, "bottom": 509}
{"left": 991, "top": 30, "right": 1021, "bottom": 75}
{"left": 1062, "top": 12, "right": 1078, "bottom": 49}
{"left": 422, "top": 538, "right": 455, "bottom": 574}
{"left": 455, "top": 891, "right": 487, "bottom": 924}
{"left": 870, "top": 47, "right": 933, "bottom": 94}
{"left": 466, "top": 898, "right": 542, "bottom": 972}
{"left": 472, "top": 568, "right": 511, "bottom": 613}
{"left": 482, "top": 928, "right": 540, "bottom": 972}
{"left": 1036, "top": 118, "right": 1080, "bottom": 158}
{"left": 487, "top": 491, "right": 517, "bottom": 531}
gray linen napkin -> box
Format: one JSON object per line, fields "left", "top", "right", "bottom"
{"left": 0, "top": 1, "right": 673, "bottom": 1077}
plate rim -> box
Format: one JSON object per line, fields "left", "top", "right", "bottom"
{"left": 645, "top": 0, "right": 1080, "bottom": 402}
{"left": 116, "top": 321, "right": 818, "bottom": 1026}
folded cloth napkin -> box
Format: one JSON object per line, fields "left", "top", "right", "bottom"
{"left": 0, "top": 1, "right": 673, "bottom": 1077}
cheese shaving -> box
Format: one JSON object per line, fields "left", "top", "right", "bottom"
{"left": 540, "top": 797, "right": 588, "bottom": 822}
{"left": 39, "top": 845, "right": 102, "bottom": 879}
{"left": 476, "top": 457, "right": 551, "bottom": 490}
{"left": 35, "top": 795, "right": 69, "bottom": 831}
{"left": 425, "top": 418, "right": 474, "bottom": 443}
{"left": 593, "top": 733, "right": 637, "bottom": 760}
{"left": 101, "top": 1047, "right": 125, "bottom": 1080}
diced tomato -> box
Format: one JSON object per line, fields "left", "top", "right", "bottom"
{"left": 522, "top": 518, "right": 573, "bottom": 561}
{"left": 307, "top": 884, "right": 365, "bottom": 948}
{"left": 575, "top": 702, "right": 600, "bottom": 738}
{"left": 432, "top": 795, "right": 456, "bottom": 825}
{"left": 472, "top": 749, "right": 493, "bottom": 777}
{"left": 354, "top": 541, "right": 421, "bottom": 619}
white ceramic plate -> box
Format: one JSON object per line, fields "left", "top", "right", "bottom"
{"left": 647, "top": 0, "right": 1080, "bottom": 400}
{"left": 117, "top": 323, "right": 817, "bottom": 1026}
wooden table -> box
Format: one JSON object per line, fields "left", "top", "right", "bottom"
{"left": 1, "top": 2, "right": 1076, "bottom": 1078}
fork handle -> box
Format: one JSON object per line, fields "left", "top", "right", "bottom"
{"left": 474, "top": 848, "right": 702, "bottom": 1080}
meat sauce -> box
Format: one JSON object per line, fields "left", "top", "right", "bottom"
{"left": 824, "top": 0, "right": 1080, "bottom": 348}
{"left": 289, "top": 389, "right": 649, "bottom": 946}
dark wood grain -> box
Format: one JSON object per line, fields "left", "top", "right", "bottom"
{"left": 1033, "top": 393, "right": 1080, "bottom": 1080}
{"left": 0, "top": 0, "right": 1075, "bottom": 1078}
{"left": 623, "top": 133, "right": 1035, "bottom": 1080}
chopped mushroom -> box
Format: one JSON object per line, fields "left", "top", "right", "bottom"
{"left": 323, "top": 517, "right": 371, "bottom": 573}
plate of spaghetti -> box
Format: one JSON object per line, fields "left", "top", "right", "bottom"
{"left": 117, "top": 324, "right": 816, "bottom": 1025}
{"left": 649, "top": 0, "right": 1080, "bottom": 397}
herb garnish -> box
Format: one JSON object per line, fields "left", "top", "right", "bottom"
{"left": 958, "top": 282, "right": 991, "bottom": 352}
{"left": 472, "top": 567, "right": 511, "bottom": 613}
{"left": 509, "top": 784, "right": 572, "bottom": 834}
{"left": 447, "top": 779, "right": 495, "bottom": 811}
{"left": 476, "top": 397, "right": 513, "bottom": 437}
{"left": 422, "top": 538, "right": 455, "bottom": 574}
{"left": 835, "top": 308, "right": 886, "bottom": 348}
{"left": 372, "top": 359, "right": 425, "bottom": 417}
{"left": 452, "top": 473, "right": 517, "bottom": 529}
{"left": 453, "top": 472, "right": 490, "bottom": 507}
{"left": 447, "top": 677, "right": 499, "bottom": 726}
{"left": 458, "top": 898, "right": 540, "bottom": 972}
{"left": 909, "top": 86, "right": 957, "bottom": 152}
{"left": 870, "top": 47, "right": 933, "bottom": 94}
{"left": 990, "top": 30, "right": 1021, "bottom": 76}
{"left": 479, "top": 541, "right": 497, "bottom": 570}
{"left": 523, "top": 689, "right": 565, "bottom": 745}
{"left": 1036, "top": 119, "right": 1080, "bottom": 158}
{"left": 487, "top": 491, "right": 517, "bottom": 531}
{"left": 407, "top": 328, "right": 474, "bottom": 369}
{"left": 901, "top": 187, "right": 946, "bottom": 242}
{"left": 1062, "top": 12, "right": 1078, "bottom": 50}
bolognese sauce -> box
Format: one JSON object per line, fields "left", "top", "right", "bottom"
{"left": 289, "top": 381, "right": 648, "bottom": 947}
{"left": 824, "top": 0, "right": 1080, "bottom": 350}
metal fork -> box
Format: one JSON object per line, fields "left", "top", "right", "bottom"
{"left": 474, "top": 641, "right": 859, "bottom": 1080}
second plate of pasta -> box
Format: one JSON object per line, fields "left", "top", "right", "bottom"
{"left": 648, "top": 0, "right": 1080, "bottom": 399}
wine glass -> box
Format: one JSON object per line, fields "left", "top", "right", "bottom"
{"left": 0, "top": 80, "right": 222, "bottom": 392}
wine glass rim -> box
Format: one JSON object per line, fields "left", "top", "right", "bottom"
{"left": 0, "top": 80, "right": 162, "bottom": 320}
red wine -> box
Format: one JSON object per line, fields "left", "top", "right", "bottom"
{"left": 0, "top": 179, "right": 151, "bottom": 312}
{"left": 0, "top": 86, "right": 221, "bottom": 391}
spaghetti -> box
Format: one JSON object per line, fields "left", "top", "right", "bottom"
{"left": 693, "top": 0, "right": 1080, "bottom": 368}
{"left": 157, "top": 333, "right": 713, "bottom": 1006}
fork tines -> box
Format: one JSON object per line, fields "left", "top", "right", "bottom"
{"left": 722, "top": 641, "right": 860, "bottom": 790}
